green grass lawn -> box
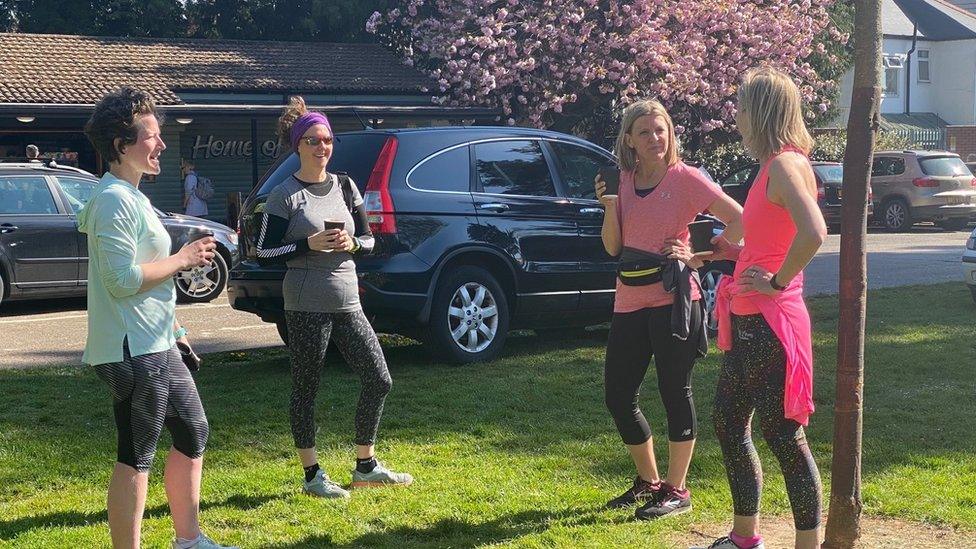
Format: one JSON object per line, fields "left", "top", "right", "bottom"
{"left": 1, "top": 283, "right": 974, "bottom": 548}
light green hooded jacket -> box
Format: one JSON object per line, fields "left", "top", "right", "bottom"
{"left": 77, "top": 172, "right": 175, "bottom": 365}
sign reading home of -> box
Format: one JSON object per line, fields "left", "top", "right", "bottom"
{"left": 191, "top": 135, "right": 283, "bottom": 160}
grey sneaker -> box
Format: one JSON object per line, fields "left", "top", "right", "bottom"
{"left": 171, "top": 533, "right": 239, "bottom": 549}
{"left": 350, "top": 461, "right": 414, "bottom": 488}
{"left": 303, "top": 469, "right": 351, "bottom": 498}
{"left": 691, "top": 536, "right": 765, "bottom": 549}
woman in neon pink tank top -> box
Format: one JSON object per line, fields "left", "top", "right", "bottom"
{"left": 596, "top": 100, "right": 743, "bottom": 521}
{"left": 694, "top": 69, "right": 828, "bottom": 549}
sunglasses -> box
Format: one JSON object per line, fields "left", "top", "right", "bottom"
{"left": 300, "top": 136, "right": 334, "bottom": 147}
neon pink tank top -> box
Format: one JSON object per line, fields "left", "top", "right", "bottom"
{"left": 731, "top": 146, "right": 805, "bottom": 315}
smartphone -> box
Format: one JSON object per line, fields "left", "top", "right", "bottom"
{"left": 321, "top": 220, "right": 345, "bottom": 231}
{"left": 598, "top": 167, "right": 621, "bottom": 196}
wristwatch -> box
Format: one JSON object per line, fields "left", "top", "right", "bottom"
{"left": 174, "top": 326, "right": 188, "bottom": 339}
{"left": 769, "top": 274, "right": 788, "bottom": 291}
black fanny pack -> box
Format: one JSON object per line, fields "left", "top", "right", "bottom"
{"left": 617, "top": 247, "right": 665, "bottom": 286}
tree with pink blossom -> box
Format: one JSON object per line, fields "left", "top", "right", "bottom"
{"left": 368, "top": 0, "right": 850, "bottom": 150}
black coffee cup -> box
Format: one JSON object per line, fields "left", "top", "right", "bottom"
{"left": 687, "top": 220, "right": 715, "bottom": 254}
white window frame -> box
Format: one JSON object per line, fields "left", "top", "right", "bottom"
{"left": 917, "top": 49, "right": 930, "bottom": 83}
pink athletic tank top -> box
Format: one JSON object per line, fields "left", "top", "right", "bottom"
{"left": 731, "top": 146, "right": 806, "bottom": 315}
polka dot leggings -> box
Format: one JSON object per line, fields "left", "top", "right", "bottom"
{"left": 285, "top": 309, "right": 392, "bottom": 449}
{"left": 713, "top": 314, "right": 822, "bottom": 531}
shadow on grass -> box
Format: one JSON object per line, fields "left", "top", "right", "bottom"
{"left": 0, "top": 493, "right": 280, "bottom": 540}
{"left": 269, "top": 508, "right": 611, "bottom": 548}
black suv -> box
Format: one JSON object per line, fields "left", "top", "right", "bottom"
{"left": 229, "top": 126, "right": 626, "bottom": 362}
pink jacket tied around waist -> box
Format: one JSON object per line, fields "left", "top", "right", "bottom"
{"left": 716, "top": 274, "right": 814, "bottom": 426}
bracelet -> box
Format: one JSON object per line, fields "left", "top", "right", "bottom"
{"left": 174, "top": 326, "right": 188, "bottom": 339}
{"left": 769, "top": 274, "right": 788, "bottom": 291}
{"left": 350, "top": 237, "right": 361, "bottom": 253}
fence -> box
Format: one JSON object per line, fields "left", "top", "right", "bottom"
{"left": 889, "top": 128, "right": 946, "bottom": 150}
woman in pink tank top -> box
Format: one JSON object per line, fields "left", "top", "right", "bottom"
{"left": 595, "top": 100, "right": 743, "bottom": 521}
{"left": 694, "top": 69, "right": 828, "bottom": 549}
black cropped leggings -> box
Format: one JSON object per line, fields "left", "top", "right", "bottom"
{"left": 604, "top": 304, "right": 702, "bottom": 445}
{"left": 713, "top": 314, "right": 822, "bottom": 530}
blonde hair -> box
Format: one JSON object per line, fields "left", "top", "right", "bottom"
{"left": 736, "top": 67, "right": 814, "bottom": 160}
{"left": 614, "top": 99, "right": 679, "bottom": 171}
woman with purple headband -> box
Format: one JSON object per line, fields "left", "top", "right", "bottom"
{"left": 256, "top": 96, "right": 412, "bottom": 498}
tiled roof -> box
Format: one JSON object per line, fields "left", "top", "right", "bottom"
{"left": 887, "top": 0, "right": 976, "bottom": 40}
{"left": 0, "top": 32, "right": 434, "bottom": 105}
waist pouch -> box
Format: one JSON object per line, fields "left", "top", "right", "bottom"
{"left": 617, "top": 247, "right": 665, "bottom": 286}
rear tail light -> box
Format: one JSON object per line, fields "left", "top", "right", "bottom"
{"left": 970, "top": 177, "right": 976, "bottom": 188}
{"left": 913, "top": 177, "right": 939, "bottom": 188}
{"left": 816, "top": 183, "right": 825, "bottom": 201}
{"left": 363, "top": 136, "right": 399, "bottom": 235}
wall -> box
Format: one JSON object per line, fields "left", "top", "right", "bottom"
{"left": 947, "top": 125, "right": 976, "bottom": 161}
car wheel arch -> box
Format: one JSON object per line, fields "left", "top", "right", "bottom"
{"left": 420, "top": 246, "right": 518, "bottom": 324}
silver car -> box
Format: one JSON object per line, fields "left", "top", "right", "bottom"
{"left": 871, "top": 150, "right": 976, "bottom": 231}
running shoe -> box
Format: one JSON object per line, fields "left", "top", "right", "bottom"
{"left": 350, "top": 461, "right": 413, "bottom": 488}
{"left": 303, "top": 468, "right": 351, "bottom": 498}
{"left": 605, "top": 476, "right": 661, "bottom": 509}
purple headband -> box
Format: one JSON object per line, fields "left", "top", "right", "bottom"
{"left": 290, "top": 112, "right": 332, "bottom": 150}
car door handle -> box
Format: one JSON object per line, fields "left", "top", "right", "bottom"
{"left": 0, "top": 224, "right": 17, "bottom": 234}
{"left": 478, "top": 203, "right": 510, "bottom": 212}
{"left": 579, "top": 207, "right": 604, "bottom": 215}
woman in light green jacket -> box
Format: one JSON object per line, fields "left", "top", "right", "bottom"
{"left": 80, "top": 87, "right": 235, "bottom": 549}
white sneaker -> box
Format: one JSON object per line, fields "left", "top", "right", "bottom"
{"left": 303, "top": 468, "right": 351, "bottom": 498}
{"left": 171, "top": 533, "right": 239, "bottom": 549}
{"left": 691, "top": 536, "right": 765, "bottom": 549}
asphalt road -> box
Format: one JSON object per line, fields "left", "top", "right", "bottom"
{"left": 0, "top": 226, "right": 970, "bottom": 369}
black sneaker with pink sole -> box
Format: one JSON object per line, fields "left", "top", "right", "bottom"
{"left": 635, "top": 481, "right": 691, "bottom": 520}
{"left": 605, "top": 476, "right": 661, "bottom": 509}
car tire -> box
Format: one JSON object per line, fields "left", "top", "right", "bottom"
{"left": 0, "top": 270, "right": 4, "bottom": 308}
{"left": 276, "top": 320, "right": 289, "bottom": 346}
{"left": 425, "top": 266, "right": 510, "bottom": 364}
{"left": 937, "top": 218, "right": 969, "bottom": 231}
{"left": 881, "top": 198, "right": 913, "bottom": 232}
{"left": 175, "top": 252, "right": 228, "bottom": 303}
{"left": 700, "top": 263, "right": 734, "bottom": 337}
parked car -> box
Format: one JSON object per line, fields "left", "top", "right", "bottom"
{"left": 871, "top": 151, "right": 976, "bottom": 231}
{"left": 0, "top": 161, "right": 238, "bottom": 306}
{"left": 228, "top": 127, "right": 734, "bottom": 363}
{"left": 718, "top": 161, "right": 872, "bottom": 230}
{"left": 964, "top": 226, "right": 976, "bottom": 304}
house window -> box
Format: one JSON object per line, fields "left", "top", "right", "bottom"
{"left": 918, "top": 50, "right": 930, "bottom": 82}
{"left": 884, "top": 67, "right": 900, "bottom": 96}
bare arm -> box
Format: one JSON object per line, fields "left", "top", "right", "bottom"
{"left": 707, "top": 192, "right": 744, "bottom": 243}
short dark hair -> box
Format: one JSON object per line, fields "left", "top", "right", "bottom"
{"left": 84, "top": 87, "right": 161, "bottom": 164}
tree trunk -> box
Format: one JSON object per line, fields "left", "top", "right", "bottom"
{"left": 823, "top": 0, "right": 881, "bottom": 547}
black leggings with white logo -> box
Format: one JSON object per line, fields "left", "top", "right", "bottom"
{"left": 604, "top": 303, "right": 702, "bottom": 445}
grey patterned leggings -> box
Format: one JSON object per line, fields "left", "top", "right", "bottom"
{"left": 285, "top": 309, "right": 392, "bottom": 449}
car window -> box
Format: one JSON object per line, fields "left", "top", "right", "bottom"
{"left": 474, "top": 140, "right": 556, "bottom": 197}
{"left": 54, "top": 176, "right": 97, "bottom": 213}
{"left": 919, "top": 156, "right": 970, "bottom": 177}
{"left": 721, "top": 166, "right": 755, "bottom": 188}
{"left": 0, "top": 176, "right": 58, "bottom": 214}
{"left": 548, "top": 141, "right": 615, "bottom": 199}
{"left": 254, "top": 133, "right": 388, "bottom": 197}
{"left": 813, "top": 165, "right": 843, "bottom": 183}
{"left": 871, "top": 157, "right": 905, "bottom": 176}
{"left": 408, "top": 146, "right": 471, "bottom": 192}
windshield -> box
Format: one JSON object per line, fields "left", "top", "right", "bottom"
{"left": 919, "top": 156, "right": 971, "bottom": 177}
{"left": 813, "top": 164, "right": 843, "bottom": 183}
